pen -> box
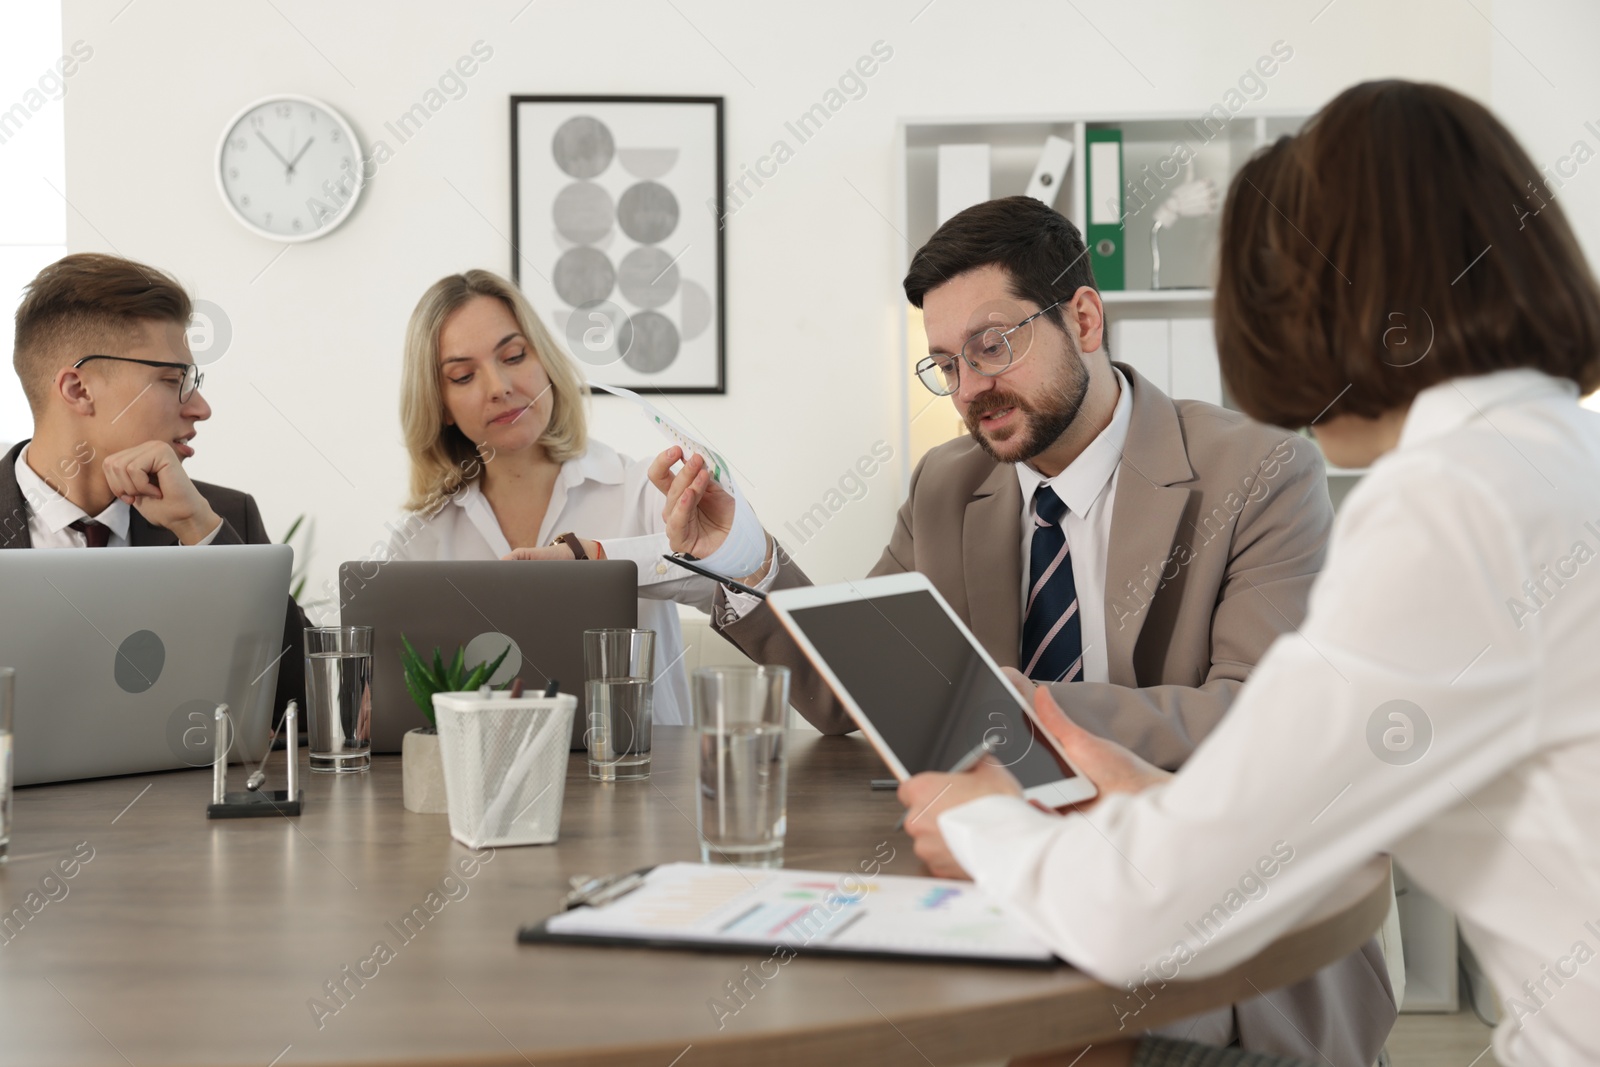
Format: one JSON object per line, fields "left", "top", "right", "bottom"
{"left": 661, "top": 553, "right": 768, "bottom": 600}
{"left": 893, "top": 737, "right": 997, "bottom": 831}
{"left": 945, "top": 736, "right": 998, "bottom": 776}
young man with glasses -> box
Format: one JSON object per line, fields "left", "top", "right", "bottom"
{"left": 651, "top": 196, "right": 1394, "bottom": 1064}
{"left": 1, "top": 253, "right": 306, "bottom": 716}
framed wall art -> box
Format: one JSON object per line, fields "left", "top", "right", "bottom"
{"left": 511, "top": 95, "right": 725, "bottom": 394}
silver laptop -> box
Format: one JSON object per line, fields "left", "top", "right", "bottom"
{"left": 1, "top": 544, "right": 292, "bottom": 786}
{"left": 338, "top": 560, "right": 636, "bottom": 752}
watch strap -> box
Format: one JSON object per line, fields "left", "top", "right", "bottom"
{"left": 554, "top": 532, "right": 589, "bottom": 560}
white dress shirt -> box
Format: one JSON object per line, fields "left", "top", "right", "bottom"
{"left": 941, "top": 370, "right": 1600, "bottom": 1067}
{"left": 384, "top": 439, "right": 715, "bottom": 725}
{"left": 1014, "top": 367, "right": 1131, "bottom": 683}
{"left": 14, "top": 443, "right": 220, "bottom": 548}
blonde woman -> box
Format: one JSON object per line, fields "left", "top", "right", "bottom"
{"left": 387, "top": 269, "right": 715, "bottom": 725}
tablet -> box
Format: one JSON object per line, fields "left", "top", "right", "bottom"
{"left": 768, "top": 572, "right": 1097, "bottom": 808}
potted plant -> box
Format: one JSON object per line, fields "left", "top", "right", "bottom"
{"left": 398, "top": 636, "right": 511, "bottom": 814}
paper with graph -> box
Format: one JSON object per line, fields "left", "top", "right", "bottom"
{"left": 587, "top": 381, "right": 768, "bottom": 576}
{"left": 588, "top": 382, "right": 734, "bottom": 488}
{"left": 539, "top": 862, "right": 1055, "bottom": 964}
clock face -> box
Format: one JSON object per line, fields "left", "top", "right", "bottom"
{"left": 216, "top": 96, "right": 364, "bottom": 241}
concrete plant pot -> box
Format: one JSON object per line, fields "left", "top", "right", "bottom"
{"left": 402, "top": 727, "right": 448, "bottom": 814}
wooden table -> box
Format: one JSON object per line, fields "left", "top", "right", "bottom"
{"left": 0, "top": 728, "right": 1390, "bottom": 1066}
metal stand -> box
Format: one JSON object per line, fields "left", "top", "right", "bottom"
{"left": 206, "top": 702, "right": 304, "bottom": 819}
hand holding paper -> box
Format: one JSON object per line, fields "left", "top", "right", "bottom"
{"left": 589, "top": 382, "right": 767, "bottom": 578}
{"left": 650, "top": 447, "right": 733, "bottom": 556}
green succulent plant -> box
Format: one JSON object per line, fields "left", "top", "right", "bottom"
{"left": 399, "top": 634, "right": 513, "bottom": 728}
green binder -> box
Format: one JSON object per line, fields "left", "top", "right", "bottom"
{"left": 1085, "top": 127, "right": 1125, "bottom": 291}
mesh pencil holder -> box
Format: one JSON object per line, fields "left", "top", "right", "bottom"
{"left": 432, "top": 691, "right": 576, "bottom": 848}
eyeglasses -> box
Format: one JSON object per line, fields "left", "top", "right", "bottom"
{"left": 73, "top": 356, "right": 204, "bottom": 403}
{"left": 914, "top": 300, "right": 1063, "bottom": 397}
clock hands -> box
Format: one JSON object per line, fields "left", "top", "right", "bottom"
{"left": 286, "top": 135, "right": 315, "bottom": 177}
{"left": 253, "top": 128, "right": 316, "bottom": 184}
{"left": 253, "top": 128, "right": 293, "bottom": 171}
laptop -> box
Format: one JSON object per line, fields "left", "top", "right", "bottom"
{"left": 338, "top": 560, "right": 636, "bottom": 752}
{"left": 1, "top": 544, "right": 293, "bottom": 786}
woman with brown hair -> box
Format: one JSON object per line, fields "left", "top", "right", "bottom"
{"left": 898, "top": 81, "right": 1600, "bottom": 1066}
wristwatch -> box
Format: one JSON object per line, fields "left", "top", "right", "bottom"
{"left": 552, "top": 532, "right": 589, "bottom": 560}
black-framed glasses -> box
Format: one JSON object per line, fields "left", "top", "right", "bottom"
{"left": 73, "top": 356, "right": 204, "bottom": 403}
{"left": 914, "top": 300, "right": 1064, "bottom": 396}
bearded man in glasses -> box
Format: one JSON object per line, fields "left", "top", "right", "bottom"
{"left": 651, "top": 196, "right": 1395, "bottom": 1065}
{"left": 1, "top": 252, "right": 306, "bottom": 716}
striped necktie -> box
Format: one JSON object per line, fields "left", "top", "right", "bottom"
{"left": 69, "top": 518, "right": 111, "bottom": 548}
{"left": 1021, "top": 485, "right": 1084, "bottom": 683}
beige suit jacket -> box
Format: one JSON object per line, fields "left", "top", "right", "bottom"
{"left": 721, "top": 365, "right": 1330, "bottom": 767}
{"left": 715, "top": 366, "right": 1396, "bottom": 1065}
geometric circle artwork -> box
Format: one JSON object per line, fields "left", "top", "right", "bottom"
{"left": 616, "top": 181, "right": 679, "bottom": 245}
{"left": 521, "top": 98, "right": 721, "bottom": 389}
{"left": 617, "top": 246, "right": 679, "bottom": 309}
{"left": 552, "top": 181, "right": 615, "bottom": 244}
{"left": 623, "top": 310, "right": 680, "bottom": 373}
{"left": 618, "top": 147, "right": 679, "bottom": 180}
{"left": 553, "top": 246, "right": 616, "bottom": 307}
{"left": 552, "top": 116, "right": 615, "bottom": 179}
{"left": 114, "top": 629, "right": 165, "bottom": 694}
{"left": 680, "top": 279, "right": 712, "bottom": 341}
{"left": 565, "top": 299, "right": 635, "bottom": 367}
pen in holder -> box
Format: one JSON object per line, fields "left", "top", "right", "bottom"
{"left": 433, "top": 686, "right": 575, "bottom": 848}
{"left": 206, "top": 701, "right": 305, "bottom": 819}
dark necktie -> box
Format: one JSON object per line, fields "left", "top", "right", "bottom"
{"left": 1020, "top": 485, "right": 1084, "bottom": 683}
{"left": 69, "top": 518, "right": 111, "bottom": 548}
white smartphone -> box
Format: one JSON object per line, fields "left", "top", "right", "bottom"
{"left": 768, "top": 572, "right": 1098, "bottom": 808}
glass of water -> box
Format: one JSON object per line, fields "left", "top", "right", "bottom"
{"left": 1, "top": 667, "right": 13, "bottom": 863}
{"left": 303, "top": 626, "right": 372, "bottom": 773}
{"left": 584, "top": 629, "right": 655, "bottom": 782}
{"left": 692, "top": 665, "right": 790, "bottom": 868}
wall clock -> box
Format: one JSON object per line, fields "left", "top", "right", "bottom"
{"left": 216, "top": 94, "right": 364, "bottom": 241}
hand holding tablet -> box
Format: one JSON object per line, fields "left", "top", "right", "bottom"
{"left": 766, "top": 572, "right": 1098, "bottom": 809}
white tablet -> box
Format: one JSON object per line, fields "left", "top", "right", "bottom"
{"left": 768, "top": 572, "right": 1098, "bottom": 808}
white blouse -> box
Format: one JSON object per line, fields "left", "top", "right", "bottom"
{"left": 385, "top": 439, "right": 716, "bottom": 725}
{"left": 941, "top": 370, "right": 1600, "bottom": 1067}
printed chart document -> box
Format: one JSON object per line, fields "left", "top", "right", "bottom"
{"left": 588, "top": 382, "right": 766, "bottom": 576}
{"left": 522, "top": 862, "right": 1057, "bottom": 966}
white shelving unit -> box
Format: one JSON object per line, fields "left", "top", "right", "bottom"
{"left": 894, "top": 109, "right": 1315, "bottom": 473}
{"left": 1100, "top": 289, "right": 1215, "bottom": 305}
{"left": 1395, "top": 866, "right": 1461, "bottom": 1013}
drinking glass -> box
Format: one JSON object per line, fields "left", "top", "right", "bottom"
{"left": 692, "top": 666, "right": 789, "bottom": 868}
{"left": 0, "top": 668, "right": 13, "bottom": 863}
{"left": 303, "top": 626, "right": 373, "bottom": 773}
{"left": 584, "top": 629, "right": 654, "bottom": 782}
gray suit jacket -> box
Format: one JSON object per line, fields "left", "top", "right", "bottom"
{"left": 0, "top": 439, "right": 308, "bottom": 720}
{"left": 716, "top": 366, "right": 1396, "bottom": 1065}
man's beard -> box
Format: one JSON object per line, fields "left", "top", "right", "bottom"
{"left": 963, "top": 343, "right": 1091, "bottom": 465}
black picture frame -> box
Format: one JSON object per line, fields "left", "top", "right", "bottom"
{"left": 510, "top": 94, "right": 726, "bottom": 395}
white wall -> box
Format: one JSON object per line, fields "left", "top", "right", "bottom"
{"left": 0, "top": 1, "right": 66, "bottom": 443}
{"left": 45, "top": 0, "right": 1589, "bottom": 608}
{"left": 1488, "top": 0, "right": 1600, "bottom": 266}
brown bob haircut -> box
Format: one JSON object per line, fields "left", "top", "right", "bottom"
{"left": 13, "top": 253, "right": 192, "bottom": 414}
{"left": 1216, "top": 80, "right": 1600, "bottom": 428}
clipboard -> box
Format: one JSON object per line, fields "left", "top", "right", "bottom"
{"left": 517, "top": 862, "right": 1059, "bottom": 969}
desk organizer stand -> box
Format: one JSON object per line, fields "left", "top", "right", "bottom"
{"left": 207, "top": 701, "right": 303, "bottom": 818}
